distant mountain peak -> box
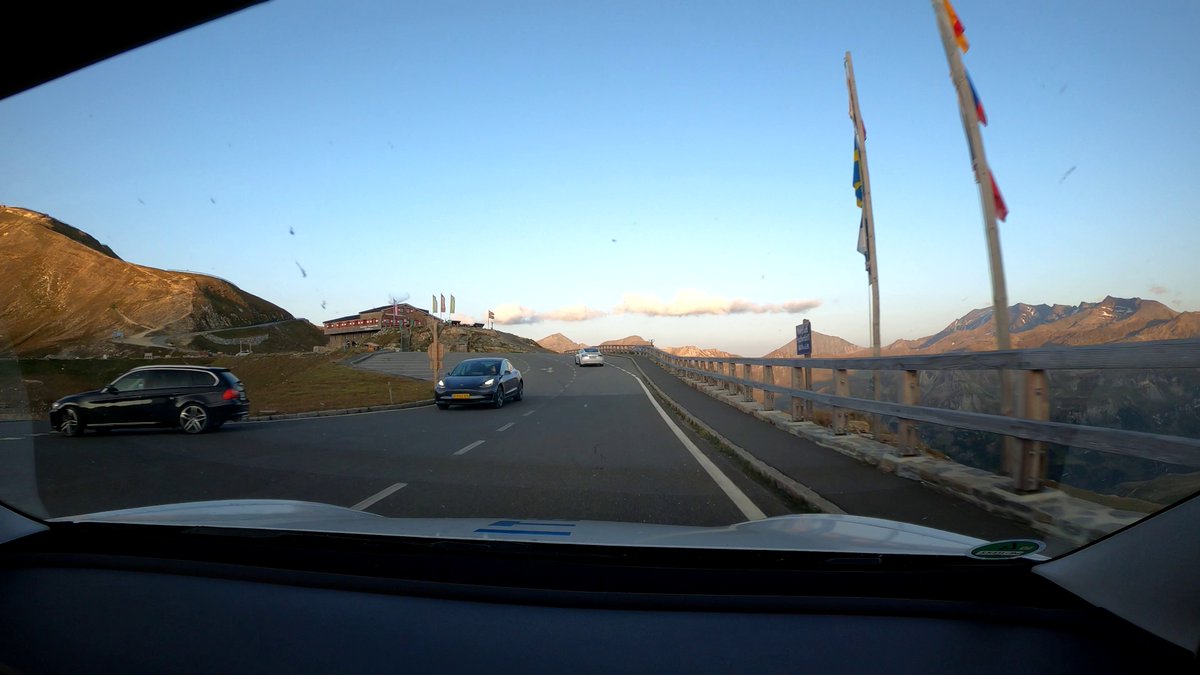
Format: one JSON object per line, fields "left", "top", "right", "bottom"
{"left": 536, "top": 333, "right": 585, "bottom": 353}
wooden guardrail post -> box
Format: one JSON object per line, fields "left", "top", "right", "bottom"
{"left": 898, "top": 370, "right": 920, "bottom": 456}
{"left": 725, "top": 362, "right": 736, "bottom": 393}
{"left": 763, "top": 365, "right": 775, "bottom": 411}
{"left": 741, "top": 364, "right": 754, "bottom": 401}
{"left": 1015, "top": 369, "right": 1049, "bottom": 492}
{"left": 804, "top": 358, "right": 813, "bottom": 421}
{"left": 833, "top": 369, "right": 849, "bottom": 434}
{"left": 790, "top": 366, "right": 804, "bottom": 421}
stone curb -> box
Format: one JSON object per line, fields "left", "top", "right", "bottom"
{"left": 641, "top": 358, "right": 1146, "bottom": 548}
{"left": 247, "top": 399, "right": 434, "bottom": 421}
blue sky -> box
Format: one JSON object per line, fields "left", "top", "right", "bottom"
{"left": 2, "top": 1, "right": 1197, "bottom": 356}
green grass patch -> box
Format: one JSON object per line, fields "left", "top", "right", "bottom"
{"left": 207, "top": 352, "right": 430, "bottom": 414}
{"left": 6, "top": 352, "right": 430, "bottom": 418}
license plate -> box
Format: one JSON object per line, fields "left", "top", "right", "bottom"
{"left": 451, "top": 393, "right": 471, "bottom": 399}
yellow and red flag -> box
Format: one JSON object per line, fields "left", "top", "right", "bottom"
{"left": 943, "top": 0, "right": 969, "bottom": 53}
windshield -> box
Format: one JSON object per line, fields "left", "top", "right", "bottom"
{"left": 1, "top": 1, "right": 1197, "bottom": 563}
{"left": 450, "top": 360, "right": 501, "bottom": 377}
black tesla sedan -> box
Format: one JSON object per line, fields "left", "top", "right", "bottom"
{"left": 434, "top": 357, "right": 523, "bottom": 409}
{"left": 49, "top": 365, "right": 250, "bottom": 436}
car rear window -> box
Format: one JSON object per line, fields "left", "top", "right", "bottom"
{"left": 218, "top": 371, "right": 243, "bottom": 389}
{"left": 186, "top": 371, "right": 217, "bottom": 387}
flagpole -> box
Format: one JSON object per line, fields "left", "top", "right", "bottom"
{"left": 930, "top": 1, "right": 1010, "bottom": 353}
{"left": 932, "top": 0, "right": 1022, "bottom": 484}
{"left": 845, "top": 52, "right": 882, "bottom": 437}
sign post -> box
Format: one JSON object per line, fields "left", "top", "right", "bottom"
{"left": 795, "top": 320, "right": 812, "bottom": 356}
{"left": 794, "top": 321, "right": 814, "bottom": 421}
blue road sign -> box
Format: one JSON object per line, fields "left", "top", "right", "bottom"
{"left": 796, "top": 320, "right": 812, "bottom": 356}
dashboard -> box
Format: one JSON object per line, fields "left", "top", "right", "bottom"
{"left": 0, "top": 523, "right": 1193, "bottom": 674}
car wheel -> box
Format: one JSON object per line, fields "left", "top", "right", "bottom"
{"left": 59, "top": 407, "right": 85, "bottom": 437}
{"left": 492, "top": 386, "right": 505, "bottom": 409}
{"left": 514, "top": 382, "right": 524, "bottom": 401}
{"left": 436, "top": 403, "right": 449, "bottom": 410}
{"left": 179, "top": 403, "right": 210, "bottom": 434}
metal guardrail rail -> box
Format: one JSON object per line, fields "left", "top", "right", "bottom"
{"left": 593, "top": 342, "right": 1200, "bottom": 493}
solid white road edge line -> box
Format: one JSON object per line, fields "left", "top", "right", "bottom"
{"left": 351, "top": 482, "right": 408, "bottom": 511}
{"left": 610, "top": 364, "right": 767, "bottom": 521}
{"left": 453, "top": 440, "right": 486, "bottom": 456}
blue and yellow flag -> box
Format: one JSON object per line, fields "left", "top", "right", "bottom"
{"left": 853, "top": 139, "right": 864, "bottom": 207}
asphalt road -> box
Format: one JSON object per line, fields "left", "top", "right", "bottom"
{"left": 1, "top": 354, "right": 792, "bottom": 524}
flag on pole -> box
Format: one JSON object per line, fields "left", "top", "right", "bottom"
{"left": 431, "top": 294, "right": 437, "bottom": 314}
{"left": 440, "top": 294, "right": 446, "bottom": 313}
{"left": 852, "top": 139, "right": 864, "bottom": 207}
{"left": 487, "top": 310, "right": 495, "bottom": 319}
{"left": 943, "top": 0, "right": 969, "bottom": 52}
{"left": 991, "top": 173, "right": 1009, "bottom": 221}
{"left": 450, "top": 295, "right": 456, "bottom": 314}
{"left": 966, "top": 72, "right": 987, "bottom": 126}
{"left": 857, "top": 213, "right": 871, "bottom": 275}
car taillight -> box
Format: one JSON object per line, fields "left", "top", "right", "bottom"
{"left": 222, "top": 389, "right": 239, "bottom": 400}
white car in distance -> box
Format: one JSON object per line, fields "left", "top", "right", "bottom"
{"left": 574, "top": 347, "right": 605, "bottom": 367}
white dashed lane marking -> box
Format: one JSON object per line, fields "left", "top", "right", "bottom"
{"left": 453, "top": 440, "right": 486, "bottom": 456}
{"left": 351, "top": 482, "right": 408, "bottom": 511}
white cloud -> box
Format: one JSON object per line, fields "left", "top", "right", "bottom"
{"left": 490, "top": 292, "right": 818, "bottom": 325}
{"left": 492, "top": 303, "right": 606, "bottom": 325}
{"left": 492, "top": 304, "right": 540, "bottom": 325}
{"left": 613, "top": 289, "right": 820, "bottom": 317}
{"left": 540, "top": 303, "right": 606, "bottom": 322}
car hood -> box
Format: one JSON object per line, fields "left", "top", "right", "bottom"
{"left": 52, "top": 390, "right": 100, "bottom": 405}
{"left": 439, "top": 375, "right": 497, "bottom": 387}
{"left": 50, "top": 499, "right": 994, "bottom": 556}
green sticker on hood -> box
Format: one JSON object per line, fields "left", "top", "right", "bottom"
{"left": 968, "top": 539, "right": 1045, "bottom": 560}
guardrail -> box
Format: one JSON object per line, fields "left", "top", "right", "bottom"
{"left": 562, "top": 344, "right": 654, "bottom": 355}
{"left": 605, "top": 341, "right": 1200, "bottom": 493}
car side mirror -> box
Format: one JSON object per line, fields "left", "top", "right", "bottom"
{"left": 103, "top": 385, "right": 117, "bottom": 394}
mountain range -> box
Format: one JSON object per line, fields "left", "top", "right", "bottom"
{"left": 541, "top": 297, "right": 1199, "bottom": 360}
{"left": 859, "top": 297, "right": 1200, "bottom": 356}
{"left": 0, "top": 206, "right": 298, "bottom": 356}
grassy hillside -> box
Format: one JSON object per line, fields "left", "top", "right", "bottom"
{"left": 189, "top": 319, "right": 327, "bottom": 354}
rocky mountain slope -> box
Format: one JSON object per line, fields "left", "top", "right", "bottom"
{"left": 0, "top": 206, "right": 294, "bottom": 356}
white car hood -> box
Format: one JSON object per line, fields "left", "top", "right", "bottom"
{"left": 51, "top": 499, "right": 992, "bottom": 556}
